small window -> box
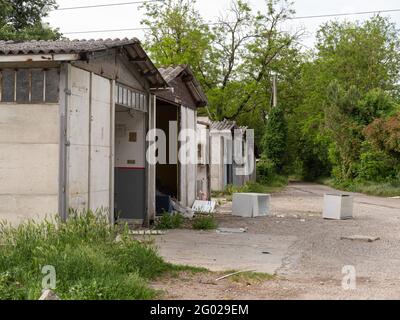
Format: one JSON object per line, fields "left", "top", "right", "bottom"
{"left": 0, "top": 68, "right": 59, "bottom": 104}
{"left": 45, "top": 69, "right": 59, "bottom": 103}
{"left": 1, "top": 70, "right": 15, "bottom": 102}
{"left": 31, "top": 70, "right": 44, "bottom": 103}
{"left": 16, "top": 69, "right": 30, "bottom": 103}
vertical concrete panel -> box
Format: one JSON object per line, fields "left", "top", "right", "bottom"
{"left": 179, "top": 106, "right": 187, "bottom": 206}
{"left": 0, "top": 102, "right": 59, "bottom": 224}
{"left": 90, "top": 74, "right": 111, "bottom": 211}
{"left": 147, "top": 94, "right": 156, "bottom": 221}
{"left": 186, "top": 107, "right": 196, "bottom": 207}
{"left": 68, "top": 67, "right": 90, "bottom": 210}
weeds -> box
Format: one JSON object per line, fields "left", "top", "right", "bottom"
{"left": 0, "top": 210, "right": 198, "bottom": 300}
{"left": 192, "top": 215, "right": 218, "bottom": 230}
{"left": 155, "top": 213, "right": 184, "bottom": 230}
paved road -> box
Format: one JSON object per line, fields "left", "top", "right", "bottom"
{"left": 217, "top": 182, "right": 400, "bottom": 299}
{"left": 154, "top": 182, "right": 400, "bottom": 299}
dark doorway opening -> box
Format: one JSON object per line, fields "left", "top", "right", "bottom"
{"left": 156, "top": 100, "right": 179, "bottom": 215}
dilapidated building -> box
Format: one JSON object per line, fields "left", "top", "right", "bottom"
{"left": 153, "top": 65, "right": 208, "bottom": 214}
{"left": 0, "top": 38, "right": 166, "bottom": 225}
{"left": 209, "top": 119, "right": 256, "bottom": 192}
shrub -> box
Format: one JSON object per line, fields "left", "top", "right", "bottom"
{"left": 357, "top": 148, "right": 396, "bottom": 182}
{"left": 155, "top": 213, "right": 184, "bottom": 230}
{"left": 256, "top": 156, "right": 277, "bottom": 183}
{"left": 0, "top": 211, "right": 177, "bottom": 300}
{"left": 192, "top": 215, "right": 218, "bottom": 230}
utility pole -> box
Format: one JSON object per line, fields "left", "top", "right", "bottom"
{"left": 272, "top": 73, "right": 278, "bottom": 108}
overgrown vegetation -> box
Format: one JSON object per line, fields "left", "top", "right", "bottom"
{"left": 155, "top": 213, "right": 185, "bottom": 230}
{"left": 140, "top": 0, "right": 400, "bottom": 196}
{"left": 0, "top": 211, "right": 201, "bottom": 300}
{"left": 192, "top": 215, "right": 218, "bottom": 230}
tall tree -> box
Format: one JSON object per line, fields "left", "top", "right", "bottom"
{"left": 0, "top": 0, "right": 60, "bottom": 40}
{"left": 140, "top": 0, "right": 215, "bottom": 88}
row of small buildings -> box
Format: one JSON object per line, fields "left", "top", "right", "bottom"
{"left": 0, "top": 38, "right": 255, "bottom": 225}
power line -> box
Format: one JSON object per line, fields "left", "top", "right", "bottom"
{"left": 57, "top": 0, "right": 164, "bottom": 11}
{"left": 62, "top": 7, "right": 400, "bottom": 35}
{"left": 291, "top": 8, "right": 400, "bottom": 20}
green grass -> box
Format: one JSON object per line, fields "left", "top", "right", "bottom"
{"left": 155, "top": 213, "right": 185, "bottom": 230}
{"left": 0, "top": 211, "right": 203, "bottom": 300}
{"left": 322, "top": 178, "right": 400, "bottom": 197}
{"left": 211, "top": 178, "right": 288, "bottom": 199}
{"left": 192, "top": 215, "right": 218, "bottom": 230}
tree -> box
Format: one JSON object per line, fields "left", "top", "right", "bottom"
{"left": 262, "top": 105, "right": 287, "bottom": 171}
{"left": 289, "top": 15, "right": 400, "bottom": 180}
{"left": 140, "top": 0, "right": 215, "bottom": 89}
{"left": 0, "top": 0, "right": 60, "bottom": 40}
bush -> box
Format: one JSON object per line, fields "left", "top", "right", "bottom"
{"left": 357, "top": 148, "right": 396, "bottom": 182}
{"left": 192, "top": 215, "right": 218, "bottom": 230}
{"left": 256, "top": 156, "right": 277, "bottom": 183}
{"left": 155, "top": 213, "right": 184, "bottom": 230}
{"left": 0, "top": 211, "right": 179, "bottom": 300}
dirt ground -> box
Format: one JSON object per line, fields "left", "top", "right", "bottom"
{"left": 151, "top": 182, "right": 400, "bottom": 300}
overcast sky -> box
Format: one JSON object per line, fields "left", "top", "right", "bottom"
{"left": 45, "top": 0, "right": 400, "bottom": 49}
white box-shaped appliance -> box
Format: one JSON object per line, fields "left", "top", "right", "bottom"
{"left": 323, "top": 194, "right": 354, "bottom": 220}
{"left": 232, "top": 193, "right": 271, "bottom": 218}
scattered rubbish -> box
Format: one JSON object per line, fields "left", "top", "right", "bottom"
{"left": 39, "top": 289, "right": 60, "bottom": 301}
{"left": 277, "top": 215, "right": 285, "bottom": 218}
{"left": 171, "top": 200, "right": 195, "bottom": 219}
{"left": 262, "top": 252, "right": 271, "bottom": 255}
{"left": 192, "top": 200, "right": 216, "bottom": 214}
{"left": 341, "top": 235, "right": 380, "bottom": 242}
{"left": 129, "top": 230, "right": 166, "bottom": 236}
{"left": 215, "top": 269, "right": 256, "bottom": 281}
{"left": 216, "top": 227, "right": 247, "bottom": 234}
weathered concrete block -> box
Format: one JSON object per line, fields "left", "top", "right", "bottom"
{"left": 232, "top": 193, "right": 271, "bottom": 218}
{"left": 323, "top": 194, "right": 354, "bottom": 220}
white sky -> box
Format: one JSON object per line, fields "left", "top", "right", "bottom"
{"left": 45, "top": 0, "right": 400, "bottom": 49}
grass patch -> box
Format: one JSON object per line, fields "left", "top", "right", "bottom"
{"left": 211, "top": 178, "right": 288, "bottom": 199}
{"left": 0, "top": 211, "right": 202, "bottom": 300}
{"left": 192, "top": 215, "right": 218, "bottom": 230}
{"left": 216, "top": 270, "right": 275, "bottom": 285}
{"left": 322, "top": 178, "right": 400, "bottom": 197}
{"left": 155, "top": 213, "right": 184, "bottom": 230}
{"left": 230, "top": 272, "right": 275, "bottom": 284}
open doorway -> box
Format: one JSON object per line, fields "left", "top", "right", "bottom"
{"left": 156, "top": 100, "right": 179, "bottom": 215}
{"left": 114, "top": 105, "right": 146, "bottom": 222}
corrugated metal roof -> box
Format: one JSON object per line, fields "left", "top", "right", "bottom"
{"left": 210, "top": 120, "right": 247, "bottom": 131}
{"left": 0, "top": 38, "right": 167, "bottom": 88}
{"left": 157, "top": 64, "right": 208, "bottom": 108}
{"left": 158, "top": 65, "right": 186, "bottom": 84}
{"left": 0, "top": 38, "right": 140, "bottom": 55}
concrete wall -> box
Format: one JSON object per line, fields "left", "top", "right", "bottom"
{"left": 196, "top": 122, "right": 209, "bottom": 199}
{"left": 0, "top": 103, "right": 59, "bottom": 224}
{"left": 90, "top": 74, "right": 112, "bottom": 211}
{"left": 210, "top": 132, "right": 229, "bottom": 191}
{"left": 67, "top": 66, "right": 112, "bottom": 213}
{"left": 180, "top": 106, "right": 197, "bottom": 207}
{"left": 115, "top": 109, "right": 145, "bottom": 168}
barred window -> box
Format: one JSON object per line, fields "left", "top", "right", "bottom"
{"left": 0, "top": 68, "right": 60, "bottom": 103}
{"left": 116, "top": 83, "right": 148, "bottom": 112}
